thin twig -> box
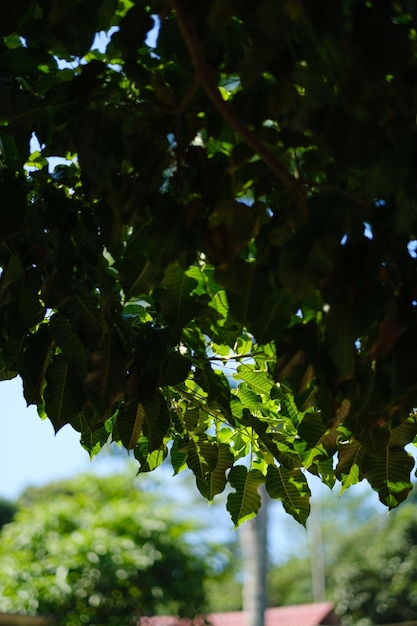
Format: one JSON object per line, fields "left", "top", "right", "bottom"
{"left": 172, "top": 385, "right": 257, "bottom": 441}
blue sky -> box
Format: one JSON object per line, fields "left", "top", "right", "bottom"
{"left": 2, "top": 377, "right": 124, "bottom": 500}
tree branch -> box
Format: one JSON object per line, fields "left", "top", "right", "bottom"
{"left": 169, "top": 0, "right": 307, "bottom": 216}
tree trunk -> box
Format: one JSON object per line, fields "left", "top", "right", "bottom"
{"left": 309, "top": 499, "right": 326, "bottom": 602}
{"left": 241, "top": 486, "right": 268, "bottom": 626}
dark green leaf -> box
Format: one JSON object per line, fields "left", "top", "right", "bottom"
{"left": 0, "top": 47, "right": 56, "bottom": 76}
{"left": 50, "top": 314, "right": 89, "bottom": 376}
{"left": 142, "top": 393, "right": 170, "bottom": 452}
{"left": 362, "top": 447, "right": 414, "bottom": 510}
{"left": 116, "top": 401, "right": 145, "bottom": 450}
{"left": 157, "top": 262, "right": 198, "bottom": 329}
{"left": 160, "top": 351, "right": 191, "bottom": 386}
{"left": 18, "top": 326, "right": 52, "bottom": 405}
{"left": 84, "top": 331, "right": 129, "bottom": 416}
{"left": 44, "top": 354, "right": 86, "bottom": 432}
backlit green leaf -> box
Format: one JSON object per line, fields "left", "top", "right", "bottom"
{"left": 234, "top": 364, "right": 274, "bottom": 396}
{"left": 266, "top": 464, "right": 311, "bottom": 526}
{"left": 227, "top": 466, "right": 264, "bottom": 526}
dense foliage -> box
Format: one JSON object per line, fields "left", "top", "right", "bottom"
{"left": 2, "top": 0, "right": 417, "bottom": 524}
{"left": 0, "top": 474, "right": 212, "bottom": 625}
{"left": 0, "top": 497, "right": 16, "bottom": 529}
{"left": 329, "top": 495, "right": 417, "bottom": 625}
{"left": 268, "top": 558, "right": 313, "bottom": 608}
{"left": 265, "top": 489, "right": 417, "bottom": 623}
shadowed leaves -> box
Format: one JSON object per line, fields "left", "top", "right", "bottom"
{"left": 84, "top": 331, "right": 129, "bottom": 417}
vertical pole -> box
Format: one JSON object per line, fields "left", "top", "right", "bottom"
{"left": 309, "top": 499, "right": 326, "bottom": 602}
{"left": 241, "top": 486, "right": 268, "bottom": 626}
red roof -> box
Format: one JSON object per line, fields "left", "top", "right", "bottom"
{"left": 266, "top": 603, "right": 339, "bottom": 626}
{"left": 138, "top": 603, "right": 340, "bottom": 626}
{"left": 210, "top": 603, "right": 339, "bottom": 626}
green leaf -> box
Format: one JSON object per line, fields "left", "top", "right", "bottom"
{"left": 391, "top": 416, "right": 417, "bottom": 448}
{"left": 0, "top": 253, "right": 24, "bottom": 290}
{"left": 157, "top": 262, "right": 198, "bottom": 329}
{"left": 249, "top": 416, "right": 301, "bottom": 470}
{"left": 0, "top": 367, "right": 17, "bottom": 381}
{"left": 142, "top": 393, "right": 170, "bottom": 452}
{"left": 160, "top": 351, "right": 191, "bottom": 386}
{"left": 44, "top": 354, "right": 86, "bottom": 432}
{"left": 84, "top": 331, "right": 129, "bottom": 416}
{"left": 272, "top": 432, "right": 303, "bottom": 469}
{"left": 336, "top": 420, "right": 417, "bottom": 509}
{"left": 226, "top": 466, "right": 264, "bottom": 526}
{"left": 0, "top": 47, "right": 56, "bottom": 76}
{"left": 50, "top": 314, "right": 89, "bottom": 376}
{"left": 3, "top": 269, "right": 45, "bottom": 336}
{"left": 234, "top": 383, "right": 264, "bottom": 414}
{"left": 181, "top": 406, "right": 199, "bottom": 433}
{"left": 3, "top": 0, "right": 417, "bottom": 522}
{"left": 184, "top": 435, "right": 218, "bottom": 482}
{"left": 336, "top": 439, "right": 365, "bottom": 493}
{"left": 266, "top": 464, "right": 311, "bottom": 526}
{"left": 226, "top": 262, "right": 269, "bottom": 327}
{"left": 270, "top": 384, "right": 300, "bottom": 425}
{"left": 60, "top": 293, "right": 102, "bottom": 348}
{"left": 200, "top": 442, "right": 234, "bottom": 500}
{"left": 186, "top": 264, "right": 223, "bottom": 299}
{"left": 194, "top": 362, "right": 231, "bottom": 416}
{"left": 80, "top": 422, "right": 111, "bottom": 457}
{"left": 18, "top": 326, "right": 52, "bottom": 405}
{"left": 116, "top": 401, "right": 145, "bottom": 450}
{"left": 134, "top": 438, "right": 168, "bottom": 473}
{"left": 0, "top": 171, "right": 28, "bottom": 240}
{"left": 312, "top": 457, "right": 336, "bottom": 489}
{"left": 234, "top": 364, "right": 274, "bottom": 397}
{"left": 362, "top": 447, "right": 414, "bottom": 510}
{"left": 1, "top": 336, "right": 25, "bottom": 371}
{"left": 295, "top": 412, "right": 338, "bottom": 468}
{"left": 97, "top": 0, "right": 118, "bottom": 30}
{"left": 170, "top": 438, "right": 188, "bottom": 475}
{"left": 252, "top": 289, "right": 294, "bottom": 343}
{"left": 355, "top": 424, "right": 391, "bottom": 455}
{"left": 210, "top": 289, "right": 229, "bottom": 321}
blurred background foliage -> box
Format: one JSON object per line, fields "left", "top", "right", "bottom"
{"left": 0, "top": 472, "right": 234, "bottom": 625}
{"left": 2, "top": 468, "right": 417, "bottom": 625}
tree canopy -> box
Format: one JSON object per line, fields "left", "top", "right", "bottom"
{"left": 0, "top": 473, "right": 214, "bottom": 624}
{"left": 266, "top": 488, "right": 417, "bottom": 623}
{"left": 329, "top": 501, "right": 417, "bottom": 624}
{"left": 2, "top": 0, "right": 417, "bottom": 524}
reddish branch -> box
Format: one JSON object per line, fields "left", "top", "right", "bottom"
{"left": 169, "top": 0, "right": 307, "bottom": 215}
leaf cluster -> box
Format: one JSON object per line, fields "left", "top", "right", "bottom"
{"left": 1, "top": 0, "right": 417, "bottom": 523}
